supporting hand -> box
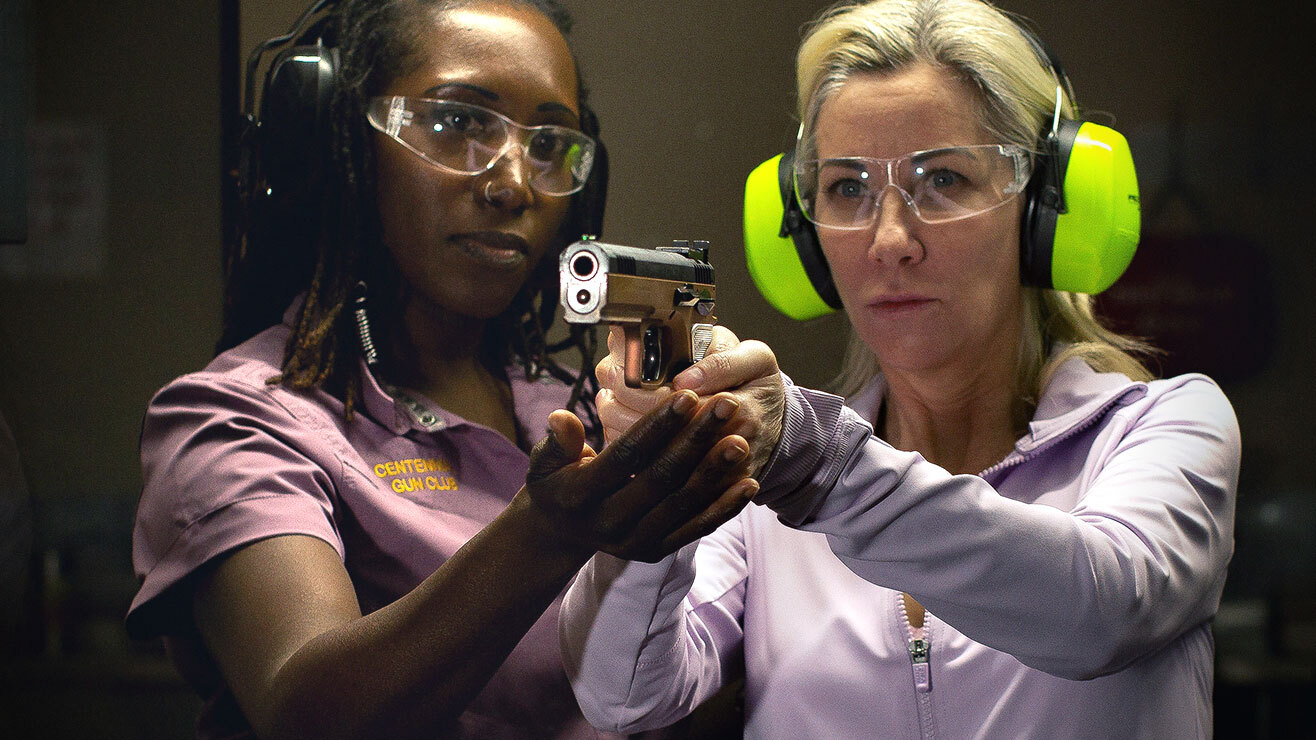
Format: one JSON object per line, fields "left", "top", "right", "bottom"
{"left": 595, "top": 326, "right": 785, "bottom": 481}
{"left": 523, "top": 391, "right": 758, "bottom": 562}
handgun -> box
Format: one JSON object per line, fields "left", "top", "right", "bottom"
{"left": 560, "top": 238, "right": 716, "bottom": 389}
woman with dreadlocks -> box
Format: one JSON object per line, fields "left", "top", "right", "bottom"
{"left": 125, "top": 1, "right": 758, "bottom": 738}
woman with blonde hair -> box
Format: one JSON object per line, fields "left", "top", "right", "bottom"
{"left": 560, "top": 1, "right": 1238, "bottom": 737}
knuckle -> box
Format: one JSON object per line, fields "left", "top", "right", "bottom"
{"left": 594, "top": 360, "right": 616, "bottom": 387}
{"left": 606, "top": 435, "right": 647, "bottom": 471}
{"left": 668, "top": 490, "right": 701, "bottom": 520}
{"left": 703, "top": 351, "right": 736, "bottom": 376}
{"left": 591, "top": 508, "right": 629, "bottom": 543}
{"left": 742, "top": 339, "right": 779, "bottom": 368}
{"left": 644, "top": 454, "right": 683, "bottom": 485}
{"left": 709, "top": 326, "right": 740, "bottom": 351}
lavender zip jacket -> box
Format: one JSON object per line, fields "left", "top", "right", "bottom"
{"left": 560, "top": 360, "right": 1239, "bottom": 739}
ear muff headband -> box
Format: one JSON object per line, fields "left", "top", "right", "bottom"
{"left": 256, "top": 40, "right": 338, "bottom": 211}
{"left": 743, "top": 153, "right": 840, "bottom": 320}
{"left": 237, "top": 0, "right": 339, "bottom": 241}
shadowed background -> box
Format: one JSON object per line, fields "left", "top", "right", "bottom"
{"left": 1, "top": 0, "right": 1311, "bottom": 736}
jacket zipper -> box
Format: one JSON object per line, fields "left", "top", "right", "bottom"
{"left": 899, "top": 592, "right": 936, "bottom": 739}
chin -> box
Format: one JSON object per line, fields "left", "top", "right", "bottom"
{"left": 864, "top": 333, "right": 955, "bottom": 374}
{"left": 412, "top": 283, "right": 523, "bottom": 323}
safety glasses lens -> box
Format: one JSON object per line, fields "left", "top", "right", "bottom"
{"left": 795, "top": 145, "right": 1027, "bottom": 228}
{"left": 367, "top": 97, "right": 596, "bottom": 195}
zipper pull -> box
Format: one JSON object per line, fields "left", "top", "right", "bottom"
{"left": 909, "top": 638, "right": 929, "bottom": 664}
{"left": 909, "top": 638, "right": 932, "bottom": 692}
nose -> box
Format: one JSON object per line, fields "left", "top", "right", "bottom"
{"left": 479, "top": 143, "right": 535, "bottom": 212}
{"left": 866, "top": 186, "right": 924, "bottom": 266}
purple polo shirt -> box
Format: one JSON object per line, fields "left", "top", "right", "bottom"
{"left": 127, "top": 316, "right": 611, "bottom": 739}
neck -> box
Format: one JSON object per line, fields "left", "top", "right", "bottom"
{"left": 384, "top": 298, "right": 491, "bottom": 394}
{"left": 378, "top": 298, "right": 525, "bottom": 446}
{"left": 879, "top": 359, "right": 1026, "bottom": 475}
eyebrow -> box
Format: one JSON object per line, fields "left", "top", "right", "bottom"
{"left": 822, "top": 159, "right": 871, "bottom": 173}
{"left": 421, "top": 82, "right": 579, "bottom": 121}
{"left": 423, "top": 82, "right": 498, "bottom": 100}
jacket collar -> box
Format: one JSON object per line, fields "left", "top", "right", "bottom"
{"left": 846, "top": 356, "right": 1148, "bottom": 453}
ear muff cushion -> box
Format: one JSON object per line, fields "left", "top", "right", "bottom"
{"left": 258, "top": 44, "right": 337, "bottom": 200}
{"left": 743, "top": 154, "right": 839, "bottom": 320}
{"left": 1050, "top": 122, "right": 1140, "bottom": 294}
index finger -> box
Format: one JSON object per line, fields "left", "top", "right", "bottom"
{"left": 606, "top": 325, "right": 625, "bottom": 357}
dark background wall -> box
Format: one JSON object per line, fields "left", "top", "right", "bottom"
{"left": 1, "top": 0, "right": 1311, "bottom": 736}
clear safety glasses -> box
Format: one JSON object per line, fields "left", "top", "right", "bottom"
{"left": 366, "top": 96, "right": 597, "bottom": 196}
{"left": 794, "top": 144, "right": 1031, "bottom": 228}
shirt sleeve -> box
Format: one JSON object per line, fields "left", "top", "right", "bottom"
{"left": 559, "top": 511, "right": 748, "bottom": 733}
{"left": 126, "top": 374, "right": 344, "bottom": 639}
{"left": 755, "top": 375, "right": 1239, "bottom": 680}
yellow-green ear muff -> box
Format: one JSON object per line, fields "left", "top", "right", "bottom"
{"left": 743, "top": 152, "right": 841, "bottom": 320}
{"left": 1050, "top": 122, "right": 1140, "bottom": 293}
{"left": 1021, "top": 119, "right": 1141, "bottom": 294}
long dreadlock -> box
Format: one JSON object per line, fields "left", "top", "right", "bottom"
{"left": 219, "top": 0, "right": 603, "bottom": 441}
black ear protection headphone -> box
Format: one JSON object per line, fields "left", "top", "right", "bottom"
{"left": 237, "top": 0, "right": 608, "bottom": 251}
{"left": 237, "top": 0, "right": 339, "bottom": 250}
{"left": 742, "top": 16, "right": 1140, "bottom": 320}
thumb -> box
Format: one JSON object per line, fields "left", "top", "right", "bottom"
{"left": 527, "top": 410, "right": 586, "bottom": 483}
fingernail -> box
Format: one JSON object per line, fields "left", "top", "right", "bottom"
{"left": 713, "top": 397, "right": 738, "bottom": 420}
{"left": 676, "top": 366, "right": 704, "bottom": 390}
{"left": 671, "top": 391, "right": 696, "bottom": 415}
{"left": 738, "top": 478, "right": 760, "bottom": 500}
{"left": 723, "top": 444, "right": 748, "bottom": 462}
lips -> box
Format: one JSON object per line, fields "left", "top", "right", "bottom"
{"left": 869, "top": 294, "right": 936, "bottom": 314}
{"left": 450, "top": 231, "right": 531, "bottom": 269}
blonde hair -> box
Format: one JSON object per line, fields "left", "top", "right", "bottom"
{"left": 798, "top": 0, "right": 1154, "bottom": 402}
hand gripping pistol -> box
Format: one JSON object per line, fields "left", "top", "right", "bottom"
{"left": 560, "top": 238, "right": 716, "bottom": 388}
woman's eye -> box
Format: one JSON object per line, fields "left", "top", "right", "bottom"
{"left": 528, "top": 131, "right": 563, "bottom": 159}
{"left": 435, "top": 111, "right": 471, "bottom": 132}
{"left": 828, "top": 178, "right": 866, "bottom": 199}
{"left": 928, "top": 170, "right": 962, "bottom": 188}
{"left": 427, "top": 106, "right": 487, "bottom": 134}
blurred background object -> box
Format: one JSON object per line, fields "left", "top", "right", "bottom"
{"left": 0, "top": 0, "right": 1311, "bottom": 736}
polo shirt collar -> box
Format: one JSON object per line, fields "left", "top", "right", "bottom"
{"left": 355, "top": 360, "right": 448, "bottom": 435}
